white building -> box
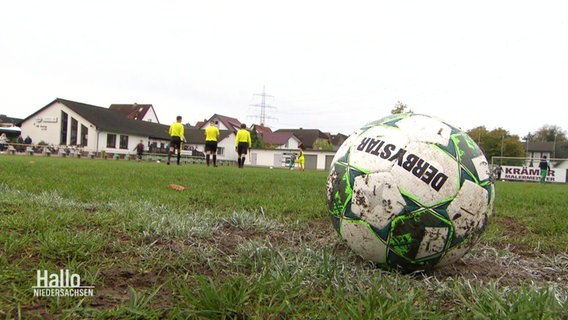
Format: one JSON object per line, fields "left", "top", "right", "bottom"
{"left": 19, "top": 98, "right": 172, "bottom": 156}
{"left": 17, "top": 98, "right": 339, "bottom": 169}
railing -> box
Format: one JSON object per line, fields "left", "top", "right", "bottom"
{"left": 0, "top": 143, "right": 236, "bottom": 166}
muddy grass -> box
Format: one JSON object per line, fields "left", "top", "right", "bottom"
{"left": 27, "top": 219, "right": 562, "bottom": 314}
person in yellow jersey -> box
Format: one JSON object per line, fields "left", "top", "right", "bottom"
{"left": 235, "top": 123, "right": 252, "bottom": 168}
{"left": 298, "top": 145, "right": 305, "bottom": 171}
{"left": 167, "top": 115, "right": 184, "bottom": 165}
{"left": 204, "top": 120, "right": 220, "bottom": 167}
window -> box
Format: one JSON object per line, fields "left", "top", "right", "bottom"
{"left": 119, "top": 135, "right": 129, "bottom": 149}
{"left": 106, "top": 134, "right": 116, "bottom": 148}
{"left": 80, "top": 125, "right": 88, "bottom": 147}
{"left": 60, "top": 111, "right": 68, "bottom": 145}
{"left": 217, "top": 147, "right": 224, "bottom": 155}
{"left": 70, "top": 118, "right": 78, "bottom": 145}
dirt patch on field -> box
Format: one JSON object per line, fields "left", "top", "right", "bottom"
{"left": 431, "top": 248, "right": 566, "bottom": 287}
{"left": 13, "top": 216, "right": 566, "bottom": 318}
{"left": 95, "top": 216, "right": 563, "bottom": 291}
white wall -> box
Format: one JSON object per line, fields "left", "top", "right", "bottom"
{"left": 96, "top": 132, "right": 152, "bottom": 156}
{"left": 20, "top": 101, "right": 162, "bottom": 155}
{"left": 207, "top": 117, "right": 232, "bottom": 131}
{"left": 142, "top": 107, "right": 159, "bottom": 123}
{"left": 274, "top": 137, "right": 301, "bottom": 150}
{"left": 20, "top": 101, "right": 99, "bottom": 151}
{"left": 218, "top": 133, "right": 237, "bottom": 160}
{"left": 248, "top": 149, "right": 336, "bottom": 170}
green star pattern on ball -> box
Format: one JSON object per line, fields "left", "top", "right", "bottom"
{"left": 326, "top": 113, "right": 495, "bottom": 272}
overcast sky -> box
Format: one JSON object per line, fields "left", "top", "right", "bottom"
{"left": 1, "top": 1, "right": 566, "bottom": 137}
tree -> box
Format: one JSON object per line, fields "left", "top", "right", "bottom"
{"left": 467, "top": 126, "right": 490, "bottom": 145}
{"left": 313, "top": 139, "right": 333, "bottom": 151}
{"left": 391, "top": 101, "right": 412, "bottom": 114}
{"left": 466, "top": 127, "right": 524, "bottom": 164}
{"left": 531, "top": 124, "right": 567, "bottom": 142}
{"left": 250, "top": 127, "right": 264, "bottom": 149}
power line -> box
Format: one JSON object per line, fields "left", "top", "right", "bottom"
{"left": 249, "top": 86, "right": 276, "bottom": 125}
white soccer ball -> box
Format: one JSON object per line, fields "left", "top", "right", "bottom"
{"left": 326, "top": 113, "right": 495, "bottom": 272}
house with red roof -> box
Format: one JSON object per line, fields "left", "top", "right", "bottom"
{"left": 199, "top": 114, "right": 242, "bottom": 132}
{"left": 109, "top": 103, "right": 160, "bottom": 123}
{"left": 15, "top": 99, "right": 341, "bottom": 169}
{"left": 252, "top": 124, "right": 302, "bottom": 149}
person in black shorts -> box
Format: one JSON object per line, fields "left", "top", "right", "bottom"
{"left": 235, "top": 123, "right": 251, "bottom": 168}
{"left": 204, "top": 120, "right": 220, "bottom": 167}
{"left": 167, "top": 116, "right": 184, "bottom": 165}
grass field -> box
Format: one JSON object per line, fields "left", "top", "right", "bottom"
{"left": 1, "top": 155, "right": 567, "bottom": 319}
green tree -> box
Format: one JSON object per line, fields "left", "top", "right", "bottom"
{"left": 250, "top": 127, "right": 264, "bottom": 149}
{"left": 391, "top": 101, "right": 412, "bottom": 114}
{"left": 466, "top": 127, "right": 524, "bottom": 164}
{"left": 531, "top": 124, "right": 567, "bottom": 142}
{"left": 313, "top": 139, "right": 333, "bottom": 151}
{"left": 467, "top": 126, "right": 490, "bottom": 145}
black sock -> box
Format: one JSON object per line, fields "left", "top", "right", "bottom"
{"left": 213, "top": 155, "right": 217, "bottom": 166}
{"left": 206, "top": 155, "right": 210, "bottom": 166}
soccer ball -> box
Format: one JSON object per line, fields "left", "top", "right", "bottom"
{"left": 326, "top": 113, "right": 495, "bottom": 272}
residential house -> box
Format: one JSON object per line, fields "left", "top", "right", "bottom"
{"left": 109, "top": 103, "right": 160, "bottom": 123}
{"left": 274, "top": 128, "right": 332, "bottom": 150}
{"left": 330, "top": 133, "right": 349, "bottom": 151}
{"left": 526, "top": 141, "right": 568, "bottom": 169}
{"left": 199, "top": 114, "right": 242, "bottom": 132}
{"left": 248, "top": 124, "right": 299, "bottom": 149}
{"left": 15, "top": 101, "right": 341, "bottom": 169}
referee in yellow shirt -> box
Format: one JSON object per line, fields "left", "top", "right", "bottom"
{"left": 167, "top": 116, "right": 184, "bottom": 165}
{"left": 235, "top": 123, "right": 251, "bottom": 168}
{"left": 204, "top": 120, "right": 220, "bottom": 167}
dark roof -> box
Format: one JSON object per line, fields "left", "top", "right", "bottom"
{"left": 330, "top": 133, "right": 348, "bottom": 148}
{"left": 527, "top": 141, "right": 568, "bottom": 158}
{"left": 1, "top": 114, "right": 24, "bottom": 125}
{"left": 253, "top": 124, "right": 292, "bottom": 146}
{"left": 109, "top": 103, "right": 158, "bottom": 122}
{"left": 253, "top": 124, "right": 273, "bottom": 135}
{"left": 527, "top": 141, "right": 555, "bottom": 152}
{"left": 274, "top": 128, "right": 330, "bottom": 148}
{"left": 262, "top": 131, "right": 298, "bottom": 146}
{"left": 24, "top": 98, "right": 171, "bottom": 140}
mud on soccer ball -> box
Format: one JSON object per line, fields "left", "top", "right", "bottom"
{"left": 326, "top": 113, "right": 495, "bottom": 272}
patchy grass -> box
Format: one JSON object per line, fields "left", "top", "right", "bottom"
{"left": 0, "top": 155, "right": 566, "bottom": 319}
